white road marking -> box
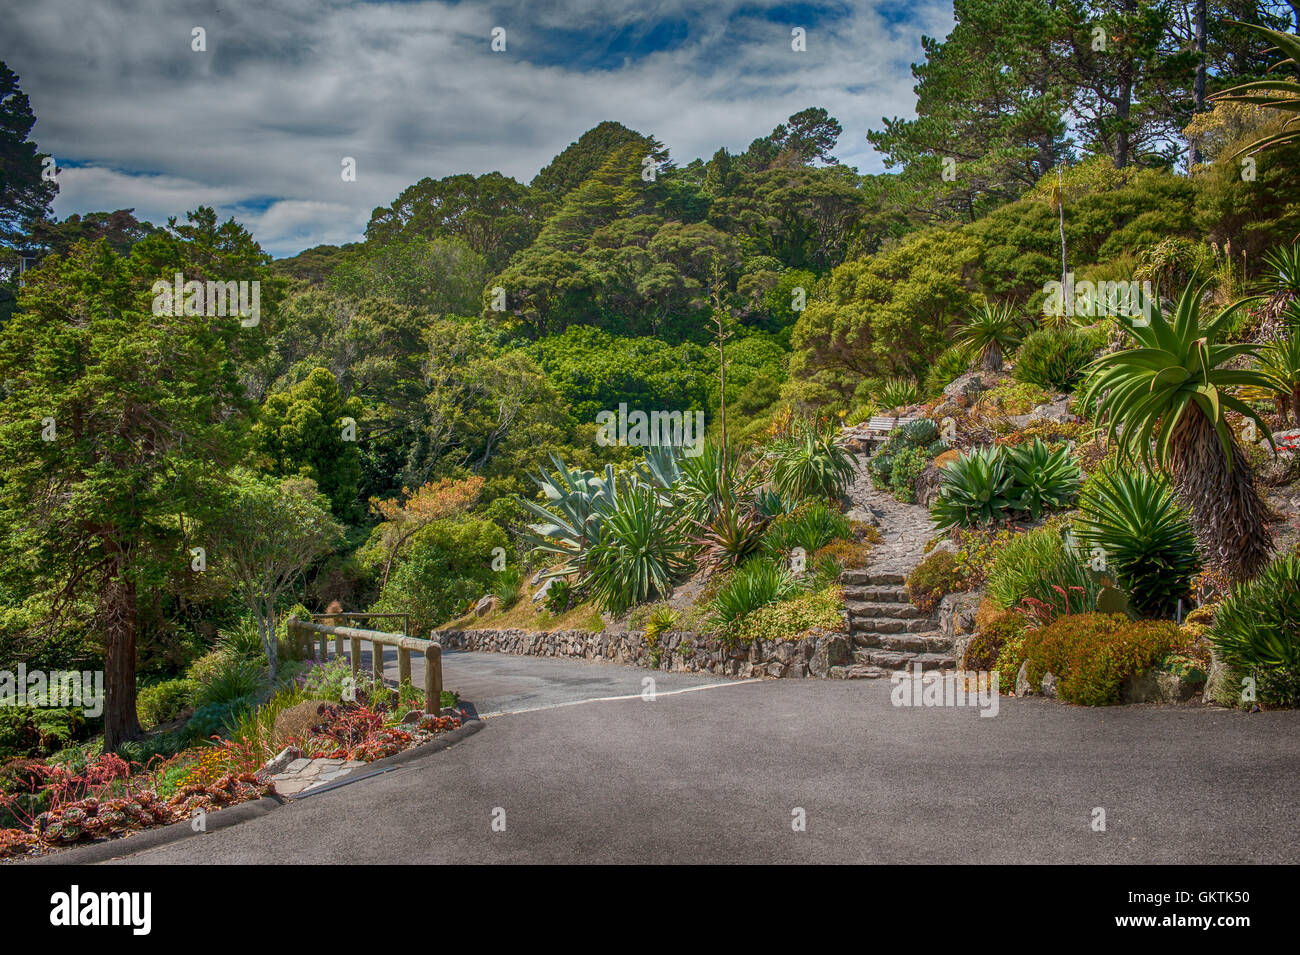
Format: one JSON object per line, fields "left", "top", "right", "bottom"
{"left": 481, "top": 678, "right": 763, "bottom": 718}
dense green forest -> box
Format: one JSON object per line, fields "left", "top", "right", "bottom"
{"left": 2, "top": 0, "right": 1300, "bottom": 755}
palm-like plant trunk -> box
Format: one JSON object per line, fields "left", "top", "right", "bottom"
{"left": 982, "top": 343, "right": 1002, "bottom": 373}
{"left": 1169, "top": 410, "right": 1273, "bottom": 580}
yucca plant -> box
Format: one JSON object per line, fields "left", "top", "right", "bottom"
{"left": 959, "top": 301, "right": 1023, "bottom": 372}
{"left": 1211, "top": 23, "right": 1300, "bottom": 159}
{"left": 691, "top": 495, "right": 766, "bottom": 570}
{"left": 1073, "top": 468, "right": 1200, "bottom": 619}
{"left": 1005, "top": 438, "right": 1082, "bottom": 519}
{"left": 767, "top": 419, "right": 857, "bottom": 502}
{"left": 1082, "top": 280, "right": 1273, "bottom": 579}
{"left": 930, "top": 446, "right": 1014, "bottom": 530}
{"left": 582, "top": 483, "right": 689, "bottom": 617}
{"left": 707, "top": 559, "right": 801, "bottom": 629}
{"left": 675, "top": 441, "right": 746, "bottom": 522}
{"left": 877, "top": 377, "right": 919, "bottom": 411}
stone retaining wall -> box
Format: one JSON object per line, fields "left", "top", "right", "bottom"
{"left": 435, "top": 626, "right": 853, "bottom": 679}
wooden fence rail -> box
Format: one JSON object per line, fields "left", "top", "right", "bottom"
{"left": 286, "top": 616, "right": 443, "bottom": 714}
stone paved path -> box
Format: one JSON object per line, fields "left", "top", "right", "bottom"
{"left": 837, "top": 453, "right": 950, "bottom": 678}
{"left": 846, "top": 452, "right": 937, "bottom": 577}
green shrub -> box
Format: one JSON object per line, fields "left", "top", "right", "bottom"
{"left": 930, "top": 447, "right": 1013, "bottom": 529}
{"left": 1210, "top": 554, "right": 1300, "bottom": 706}
{"left": 374, "top": 516, "right": 509, "bottom": 634}
{"left": 986, "top": 528, "right": 1095, "bottom": 616}
{"left": 179, "top": 699, "right": 249, "bottom": 745}
{"left": 869, "top": 419, "right": 944, "bottom": 498}
{"left": 296, "top": 657, "right": 359, "bottom": 700}
{"left": 761, "top": 500, "right": 853, "bottom": 558}
{"left": 906, "top": 550, "right": 965, "bottom": 614}
{"left": 725, "top": 586, "right": 845, "bottom": 643}
{"left": 544, "top": 577, "right": 574, "bottom": 614}
{"left": 0, "top": 706, "right": 87, "bottom": 761}
{"left": 1012, "top": 328, "right": 1096, "bottom": 391}
{"left": 1022, "top": 612, "right": 1185, "bottom": 705}
{"left": 708, "top": 559, "right": 801, "bottom": 630}
{"left": 136, "top": 678, "right": 195, "bottom": 730}
{"left": 888, "top": 445, "right": 930, "bottom": 503}
{"left": 968, "top": 608, "right": 1026, "bottom": 677}
{"left": 1074, "top": 468, "right": 1199, "bottom": 619}
{"left": 192, "top": 656, "right": 268, "bottom": 708}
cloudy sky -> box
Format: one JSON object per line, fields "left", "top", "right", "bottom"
{"left": 6, "top": 0, "right": 955, "bottom": 258}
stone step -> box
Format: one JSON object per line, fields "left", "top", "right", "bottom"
{"left": 853, "top": 632, "right": 947, "bottom": 651}
{"left": 877, "top": 633, "right": 953, "bottom": 654}
{"left": 844, "top": 600, "right": 926, "bottom": 619}
{"left": 840, "top": 586, "right": 910, "bottom": 603}
{"left": 848, "top": 616, "right": 934, "bottom": 634}
{"left": 852, "top": 649, "right": 955, "bottom": 671}
{"left": 828, "top": 664, "right": 889, "bottom": 680}
{"left": 840, "top": 570, "right": 908, "bottom": 587}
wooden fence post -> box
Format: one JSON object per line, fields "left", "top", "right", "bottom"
{"left": 424, "top": 643, "right": 442, "bottom": 714}
{"left": 398, "top": 647, "right": 411, "bottom": 687}
{"left": 350, "top": 635, "right": 361, "bottom": 683}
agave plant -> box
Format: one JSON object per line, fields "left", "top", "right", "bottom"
{"left": 582, "top": 483, "right": 690, "bottom": 617}
{"left": 518, "top": 455, "right": 618, "bottom": 575}
{"left": 636, "top": 445, "right": 682, "bottom": 494}
{"left": 959, "top": 301, "right": 1023, "bottom": 372}
{"left": 1082, "top": 280, "right": 1273, "bottom": 579}
{"left": 1211, "top": 23, "right": 1300, "bottom": 159}
{"left": 1073, "top": 468, "right": 1200, "bottom": 619}
{"left": 1005, "top": 438, "right": 1082, "bottom": 519}
{"left": 930, "top": 446, "right": 1014, "bottom": 530}
{"left": 767, "top": 419, "right": 857, "bottom": 502}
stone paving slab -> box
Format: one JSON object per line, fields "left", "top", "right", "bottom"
{"left": 271, "top": 757, "right": 366, "bottom": 796}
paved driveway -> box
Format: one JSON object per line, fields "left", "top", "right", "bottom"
{"left": 98, "top": 671, "right": 1300, "bottom": 865}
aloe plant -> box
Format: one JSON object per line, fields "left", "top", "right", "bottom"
{"left": 1211, "top": 23, "right": 1300, "bottom": 159}
{"left": 930, "top": 446, "right": 1014, "bottom": 530}
{"left": 1073, "top": 467, "right": 1199, "bottom": 619}
{"left": 1083, "top": 280, "right": 1273, "bottom": 579}
{"left": 1005, "top": 438, "right": 1082, "bottom": 519}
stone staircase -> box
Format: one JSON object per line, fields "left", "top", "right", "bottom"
{"left": 830, "top": 570, "right": 956, "bottom": 680}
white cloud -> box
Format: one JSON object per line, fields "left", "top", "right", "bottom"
{"left": 7, "top": 0, "right": 954, "bottom": 257}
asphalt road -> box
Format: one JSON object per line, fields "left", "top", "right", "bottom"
{"left": 99, "top": 670, "right": 1300, "bottom": 865}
